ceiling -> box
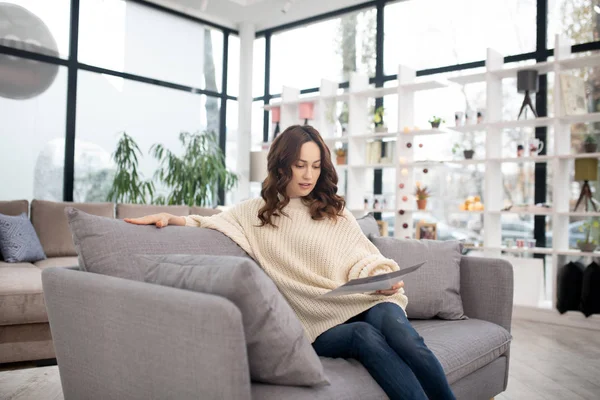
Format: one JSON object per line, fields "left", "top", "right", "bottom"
{"left": 147, "top": 0, "right": 377, "bottom": 31}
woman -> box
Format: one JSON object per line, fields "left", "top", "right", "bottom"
{"left": 125, "top": 125, "right": 455, "bottom": 400}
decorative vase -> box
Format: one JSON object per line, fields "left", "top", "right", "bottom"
{"left": 430, "top": 121, "right": 440, "bottom": 129}
{"left": 584, "top": 143, "right": 597, "bottom": 153}
{"left": 577, "top": 242, "right": 597, "bottom": 252}
{"left": 336, "top": 155, "right": 347, "bottom": 165}
{"left": 463, "top": 150, "right": 475, "bottom": 159}
{"left": 417, "top": 199, "right": 427, "bottom": 210}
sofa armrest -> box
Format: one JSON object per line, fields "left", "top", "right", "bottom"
{"left": 42, "top": 267, "right": 251, "bottom": 400}
{"left": 460, "top": 256, "right": 514, "bottom": 332}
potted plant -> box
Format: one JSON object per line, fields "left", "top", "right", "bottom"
{"left": 429, "top": 116, "right": 445, "bottom": 129}
{"left": 373, "top": 106, "right": 387, "bottom": 133}
{"left": 452, "top": 142, "right": 475, "bottom": 159}
{"left": 582, "top": 134, "right": 598, "bottom": 153}
{"left": 335, "top": 148, "right": 347, "bottom": 165}
{"left": 414, "top": 184, "right": 431, "bottom": 210}
{"left": 107, "top": 132, "right": 155, "bottom": 204}
{"left": 577, "top": 219, "right": 599, "bottom": 252}
{"left": 151, "top": 130, "right": 238, "bottom": 207}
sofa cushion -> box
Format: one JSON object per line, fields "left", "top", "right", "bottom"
{"left": 189, "top": 206, "right": 221, "bottom": 217}
{"left": 252, "top": 357, "right": 387, "bottom": 400}
{"left": 0, "top": 200, "right": 29, "bottom": 217}
{"left": 65, "top": 208, "right": 251, "bottom": 281}
{"left": 141, "top": 254, "right": 328, "bottom": 387}
{"left": 0, "top": 262, "right": 48, "bottom": 325}
{"left": 31, "top": 200, "right": 115, "bottom": 257}
{"left": 34, "top": 257, "right": 79, "bottom": 269}
{"left": 116, "top": 204, "right": 190, "bottom": 219}
{"left": 411, "top": 319, "right": 511, "bottom": 384}
{"left": 369, "top": 236, "right": 465, "bottom": 320}
{"left": 357, "top": 213, "right": 380, "bottom": 238}
{"left": 0, "top": 213, "right": 46, "bottom": 263}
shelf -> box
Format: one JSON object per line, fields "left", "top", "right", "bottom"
{"left": 401, "top": 127, "right": 458, "bottom": 136}
{"left": 556, "top": 211, "right": 600, "bottom": 217}
{"left": 491, "top": 61, "right": 554, "bottom": 79}
{"left": 470, "top": 246, "right": 600, "bottom": 257}
{"left": 556, "top": 152, "right": 600, "bottom": 160}
{"left": 334, "top": 165, "right": 348, "bottom": 171}
{"left": 350, "top": 208, "right": 396, "bottom": 214}
{"left": 560, "top": 53, "right": 600, "bottom": 70}
{"left": 402, "top": 159, "right": 484, "bottom": 168}
{"left": 490, "top": 209, "right": 553, "bottom": 216}
{"left": 351, "top": 78, "right": 454, "bottom": 97}
{"left": 350, "top": 163, "right": 396, "bottom": 169}
{"left": 451, "top": 210, "right": 484, "bottom": 214}
{"left": 488, "top": 155, "right": 554, "bottom": 163}
{"left": 350, "top": 131, "right": 400, "bottom": 140}
{"left": 447, "top": 72, "right": 487, "bottom": 85}
{"left": 560, "top": 112, "right": 600, "bottom": 124}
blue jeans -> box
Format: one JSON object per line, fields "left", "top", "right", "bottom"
{"left": 312, "top": 302, "right": 456, "bottom": 400}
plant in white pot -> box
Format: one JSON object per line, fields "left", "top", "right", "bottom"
{"left": 577, "top": 219, "right": 599, "bottom": 252}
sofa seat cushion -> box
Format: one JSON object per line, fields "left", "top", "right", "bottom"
{"left": 116, "top": 204, "right": 190, "bottom": 219}
{"left": 252, "top": 357, "right": 387, "bottom": 400}
{"left": 34, "top": 257, "right": 79, "bottom": 269}
{"left": 0, "top": 262, "right": 48, "bottom": 325}
{"left": 411, "top": 318, "right": 512, "bottom": 384}
{"left": 31, "top": 200, "right": 115, "bottom": 258}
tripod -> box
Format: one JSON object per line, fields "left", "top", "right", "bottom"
{"left": 574, "top": 180, "right": 599, "bottom": 212}
{"left": 517, "top": 90, "right": 538, "bottom": 119}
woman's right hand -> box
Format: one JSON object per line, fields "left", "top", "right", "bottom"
{"left": 124, "top": 213, "right": 171, "bottom": 228}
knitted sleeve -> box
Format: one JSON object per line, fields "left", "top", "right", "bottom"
{"left": 340, "top": 210, "right": 400, "bottom": 281}
{"left": 184, "top": 200, "right": 257, "bottom": 258}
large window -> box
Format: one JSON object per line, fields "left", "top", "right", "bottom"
{"left": 1, "top": 1, "right": 71, "bottom": 59}
{"left": 548, "top": 0, "right": 600, "bottom": 47}
{"left": 384, "top": 0, "right": 536, "bottom": 74}
{"left": 270, "top": 8, "right": 376, "bottom": 92}
{"left": 73, "top": 70, "right": 218, "bottom": 203}
{"left": 0, "top": 59, "right": 67, "bottom": 201}
{"left": 78, "top": 0, "right": 223, "bottom": 91}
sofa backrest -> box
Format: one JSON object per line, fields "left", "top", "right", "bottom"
{"left": 116, "top": 204, "right": 190, "bottom": 219}
{"left": 31, "top": 200, "right": 115, "bottom": 257}
{"left": 0, "top": 199, "right": 29, "bottom": 217}
{"left": 189, "top": 206, "right": 221, "bottom": 217}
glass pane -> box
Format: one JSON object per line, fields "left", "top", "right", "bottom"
{"left": 0, "top": 1, "right": 71, "bottom": 59}
{"left": 253, "top": 37, "right": 265, "bottom": 98}
{"left": 225, "top": 99, "right": 238, "bottom": 205}
{"left": 270, "top": 8, "right": 376, "bottom": 92}
{"left": 548, "top": 0, "right": 599, "bottom": 47}
{"left": 79, "top": 0, "right": 219, "bottom": 90}
{"left": 74, "top": 70, "right": 220, "bottom": 204}
{"left": 0, "top": 59, "right": 67, "bottom": 201}
{"left": 228, "top": 35, "right": 240, "bottom": 97}
{"left": 384, "top": 0, "right": 536, "bottom": 74}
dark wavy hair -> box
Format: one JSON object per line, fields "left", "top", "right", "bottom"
{"left": 257, "top": 125, "right": 345, "bottom": 227}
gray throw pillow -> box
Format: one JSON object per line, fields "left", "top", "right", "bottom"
{"left": 0, "top": 213, "right": 46, "bottom": 263}
{"left": 370, "top": 236, "right": 466, "bottom": 320}
{"left": 64, "top": 207, "right": 251, "bottom": 281}
{"left": 356, "top": 213, "right": 380, "bottom": 237}
{"left": 140, "top": 254, "right": 329, "bottom": 387}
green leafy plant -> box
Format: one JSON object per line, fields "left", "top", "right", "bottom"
{"left": 373, "top": 106, "right": 385, "bottom": 127}
{"left": 151, "top": 130, "right": 238, "bottom": 207}
{"left": 428, "top": 116, "right": 445, "bottom": 125}
{"left": 107, "top": 132, "right": 155, "bottom": 204}
{"left": 584, "top": 134, "right": 597, "bottom": 144}
{"left": 577, "top": 219, "right": 600, "bottom": 245}
{"left": 414, "top": 185, "right": 432, "bottom": 200}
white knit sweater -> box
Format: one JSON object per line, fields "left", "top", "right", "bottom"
{"left": 184, "top": 197, "right": 408, "bottom": 342}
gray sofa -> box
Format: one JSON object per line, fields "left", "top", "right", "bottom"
{"left": 0, "top": 199, "right": 219, "bottom": 364}
{"left": 40, "top": 211, "right": 514, "bottom": 400}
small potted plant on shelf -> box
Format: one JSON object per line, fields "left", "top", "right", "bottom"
{"left": 428, "top": 116, "right": 445, "bottom": 129}
{"left": 582, "top": 133, "right": 598, "bottom": 153}
{"left": 335, "top": 148, "right": 347, "bottom": 165}
{"left": 373, "top": 106, "right": 387, "bottom": 133}
{"left": 414, "top": 184, "right": 431, "bottom": 210}
{"left": 452, "top": 142, "right": 475, "bottom": 159}
{"left": 577, "top": 219, "right": 599, "bottom": 252}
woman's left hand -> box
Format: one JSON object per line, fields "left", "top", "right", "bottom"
{"left": 374, "top": 281, "right": 404, "bottom": 296}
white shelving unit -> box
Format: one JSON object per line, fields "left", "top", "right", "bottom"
{"left": 264, "top": 35, "right": 600, "bottom": 311}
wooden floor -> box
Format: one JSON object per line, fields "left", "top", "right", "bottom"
{"left": 1, "top": 319, "right": 599, "bottom": 400}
